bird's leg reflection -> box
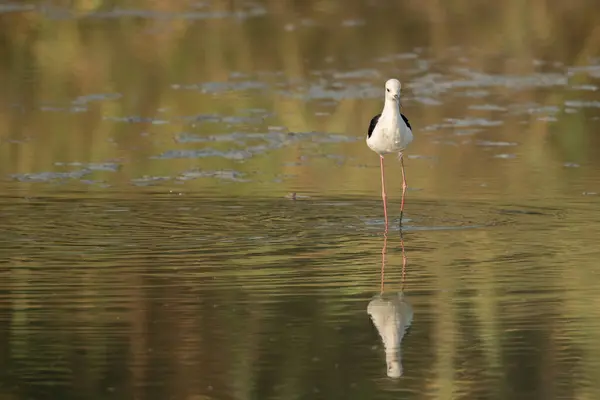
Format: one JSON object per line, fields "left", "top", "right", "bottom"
{"left": 380, "top": 229, "right": 388, "bottom": 294}
{"left": 399, "top": 225, "right": 407, "bottom": 291}
{"left": 368, "top": 226, "right": 412, "bottom": 378}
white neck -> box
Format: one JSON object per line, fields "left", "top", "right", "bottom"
{"left": 382, "top": 98, "right": 400, "bottom": 116}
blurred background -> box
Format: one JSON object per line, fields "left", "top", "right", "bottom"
{"left": 1, "top": 1, "right": 600, "bottom": 399}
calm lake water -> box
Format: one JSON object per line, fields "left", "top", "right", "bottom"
{"left": 2, "top": 1, "right": 600, "bottom": 399}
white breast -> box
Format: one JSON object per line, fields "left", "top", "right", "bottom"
{"left": 367, "top": 116, "right": 413, "bottom": 155}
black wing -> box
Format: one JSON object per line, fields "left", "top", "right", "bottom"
{"left": 401, "top": 113, "right": 411, "bottom": 130}
{"left": 367, "top": 114, "right": 381, "bottom": 138}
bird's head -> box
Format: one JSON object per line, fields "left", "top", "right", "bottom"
{"left": 384, "top": 78, "right": 402, "bottom": 102}
{"left": 387, "top": 360, "right": 403, "bottom": 378}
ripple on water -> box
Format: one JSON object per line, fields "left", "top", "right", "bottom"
{"left": 564, "top": 100, "right": 600, "bottom": 108}
{"left": 413, "top": 97, "right": 443, "bottom": 106}
{"left": 570, "top": 84, "right": 598, "bottom": 91}
{"left": 425, "top": 118, "right": 503, "bottom": 131}
{"left": 408, "top": 68, "right": 569, "bottom": 102}
{"left": 0, "top": 196, "right": 577, "bottom": 271}
{"left": 476, "top": 140, "right": 518, "bottom": 147}
{"left": 331, "top": 69, "right": 381, "bottom": 79}
{"left": 81, "top": 6, "right": 267, "bottom": 21}
{"left": 10, "top": 170, "right": 91, "bottom": 182}
{"left": 103, "top": 116, "right": 169, "bottom": 124}
{"left": 72, "top": 93, "right": 122, "bottom": 105}
{"left": 375, "top": 52, "right": 420, "bottom": 63}
{"left": 171, "top": 81, "right": 267, "bottom": 93}
{"left": 178, "top": 169, "right": 249, "bottom": 182}
{"left": 177, "top": 114, "right": 265, "bottom": 125}
{"left": 152, "top": 149, "right": 254, "bottom": 160}
{"left": 512, "top": 103, "right": 561, "bottom": 116}
{"left": 40, "top": 105, "right": 87, "bottom": 113}
{"left": 567, "top": 64, "right": 600, "bottom": 79}
{"left": 468, "top": 104, "right": 508, "bottom": 111}
{"left": 281, "top": 82, "right": 381, "bottom": 100}
{"left": 175, "top": 132, "right": 251, "bottom": 143}
{"left": 0, "top": 3, "right": 35, "bottom": 13}
{"left": 453, "top": 128, "right": 484, "bottom": 136}
{"left": 161, "top": 131, "right": 357, "bottom": 161}
{"left": 130, "top": 175, "right": 172, "bottom": 186}
{"left": 54, "top": 162, "right": 121, "bottom": 172}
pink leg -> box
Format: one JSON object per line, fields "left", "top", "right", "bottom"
{"left": 380, "top": 155, "right": 389, "bottom": 231}
{"left": 399, "top": 154, "right": 407, "bottom": 222}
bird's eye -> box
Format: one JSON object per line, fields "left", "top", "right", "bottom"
{"left": 386, "top": 89, "right": 390, "bottom": 92}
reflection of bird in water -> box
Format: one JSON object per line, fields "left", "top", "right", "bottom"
{"left": 367, "top": 291, "right": 413, "bottom": 378}
{"left": 368, "top": 227, "right": 412, "bottom": 378}
{"left": 366, "top": 78, "right": 413, "bottom": 229}
{"left": 379, "top": 226, "right": 407, "bottom": 294}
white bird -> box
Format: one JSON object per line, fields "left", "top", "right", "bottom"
{"left": 366, "top": 78, "right": 413, "bottom": 228}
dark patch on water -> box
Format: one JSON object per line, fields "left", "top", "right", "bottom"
{"left": 498, "top": 209, "right": 546, "bottom": 216}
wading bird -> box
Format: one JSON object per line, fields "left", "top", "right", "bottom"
{"left": 366, "top": 78, "right": 413, "bottom": 228}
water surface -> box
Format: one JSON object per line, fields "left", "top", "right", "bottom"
{"left": 2, "top": 1, "right": 600, "bottom": 399}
